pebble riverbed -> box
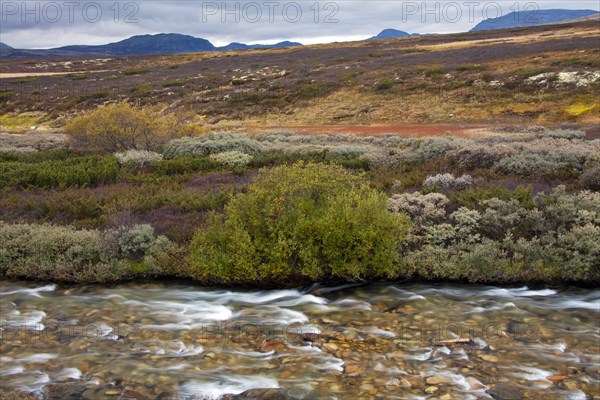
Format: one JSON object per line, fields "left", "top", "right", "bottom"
{"left": 0, "top": 281, "right": 598, "bottom": 399}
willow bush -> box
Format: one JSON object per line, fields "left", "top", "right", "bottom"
{"left": 65, "top": 102, "right": 197, "bottom": 152}
{"left": 189, "top": 162, "right": 410, "bottom": 285}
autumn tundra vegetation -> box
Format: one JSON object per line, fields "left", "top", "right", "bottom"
{"left": 1, "top": 101, "right": 598, "bottom": 286}
{"left": 1, "top": 21, "right": 599, "bottom": 287}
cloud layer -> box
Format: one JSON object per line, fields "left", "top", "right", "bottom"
{"left": 1, "top": 1, "right": 598, "bottom": 48}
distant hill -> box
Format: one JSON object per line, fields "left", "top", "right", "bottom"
{"left": 57, "top": 33, "right": 215, "bottom": 56}
{"left": 220, "top": 41, "right": 302, "bottom": 51}
{"left": 471, "top": 9, "right": 598, "bottom": 31}
{"left": 369, "top": 29, "right": 421, "bottom": 40}
{"left": 0, "top": 34, "right": 302, "bottom": 59}
{"left": 0, "top": 42, "right": 13, "bottom": 50}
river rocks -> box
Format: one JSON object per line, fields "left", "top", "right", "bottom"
{"left": 3, "top": 282, "right": 600, "bottom": 399}
{"left": 480, "top": 354, "right": 499, "bottom": 362}
{"left": 321, "top": 342, "right": 339, "bottom": 355}
{"left": 466, "top": 376, "right": 486, "bottom": 390}
{"left": 43, "top": 383, "right": 87, "bottom": 400}
{"left": 426, "top": 376, "right": 451, "bottom": 385}
{"left": 425, "top": 386, "right": 439, "bottom": 393}
{"left": 547, "top": 375, "right": 568, "bottom": 382}
{"left": 386, "top": 350, "right": 404, "bottom": 359}
{"left": 120, "top": 388, "right": 151, "bottom": 399}
{"left": 487, "top": 384, "right": 524, "bottom": 400}
{"left": 260, "top": 338, "right": 288, "bottom": 353}
{"left": 344, "top": 363, "right": 364, "bottom": 376}
{"left": 227, "top": 388, "right": 287, "bottom": 399}
{"left": 562, "top": 380, "right": 579, "bottom": 391}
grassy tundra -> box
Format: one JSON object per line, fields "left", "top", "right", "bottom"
{"left": 1, "top": 22, "right": 599, "bottom": 286}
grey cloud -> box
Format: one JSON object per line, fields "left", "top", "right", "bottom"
{"left": 1, "top": 1, "right": 598, "bottom": 48}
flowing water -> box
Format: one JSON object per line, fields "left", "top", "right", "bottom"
{"left": 0, "top": 281, "right": 598, "bottom": 399}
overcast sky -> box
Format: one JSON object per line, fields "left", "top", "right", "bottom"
{"left": 1, "top": 1, "right": 598, "bottom": 48}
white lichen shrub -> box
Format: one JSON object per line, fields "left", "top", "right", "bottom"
{"left": 446, "top": 143, "right": 515, "bottom": 169}
{"left": 0, "top": 222, "right": 111, "bottom": 280}
{"left": 327, "top": 145, "right": 378, "bottom": 158}
{"left": 0, "top": 222, "right": 180, "bottom": 281}
{"left": 541, "top": 129, "right": 585, "bottom": 140}
{"left": 492, "top": 152, "right": 579, "bottom": 175}
{"left": 163, "top": 133, "right": 263, "bottom": 159}
{"left": 115, "top": 150, "right": 163, "bottom": 166}
{"left": 118, "top": 224, "right": 155, "bottom": 258}
{"left": 388, "top": 192, "right": 449, "bottom": 222}
{"left": 423, "top": 173, "right": 475, "bottom": 190}
{"left": 580, "top": 154, "right": 600, "bottom": 191}
{"left": 209, "top": 151, "right": 253, "bottom": 168}
{"left": 394, "top": 137, "right": 456, "bottom": 164}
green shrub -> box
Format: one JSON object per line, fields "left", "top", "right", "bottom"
{"left": 248, "top": 150, "right": 370, "bottom": 170}
{"left": 189, "top": 162, "right": 410, "bottom": 284}
{"left": 450, "top": 185, "right": 534, "bottom": 209}
{"left": 122, "top": 68, "right": 151, "bottom": 75}
{"left": 152, "top": 156, "right": 221, "bottom": 175}
{"left": 0, "top": 156, "right": 120, "bottom": 189}
{"left": 0, "top": 91, "right": 15, "bottom": 102}
{"left": 374, "top": 78, "right": 395, "bottom": 91}
{"left": 0, "top": 149, "right": 77, "bottom": 163}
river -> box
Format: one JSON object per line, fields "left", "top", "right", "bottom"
{"left": 0, "top": 281, "right": 598, "bottom": 399}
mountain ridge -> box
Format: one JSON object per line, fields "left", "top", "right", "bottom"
{"left": 471, "top": 9, "right": 598, "bottom": 31}
{"left": 0, "top": 33, "right": 302, "bottom": 59}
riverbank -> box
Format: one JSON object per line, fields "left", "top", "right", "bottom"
{"left": 1, "top": 128, "right": 599, "bottom": 287}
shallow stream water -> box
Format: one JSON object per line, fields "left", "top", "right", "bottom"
{"left": 0, "top": 281, "right": 598, "bottom": 399}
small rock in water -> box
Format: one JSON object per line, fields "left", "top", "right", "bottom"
{"left": 228, "top": 388, "right": 286, "bottom": 399}
{"left": 321, "top": 342, "right": 339, "bottom": 354}
{"left": 562, "top": 380, "right": 578, "bottom": 391}
{"left": 547, "top": 375, "right": 568, "bottom": 382}
{"left": 387, "top": 350, "right": 404, "bottom": 359}
{"left": 426, "top": 376, "right": 451, "bottom": 385}
{"left": 425, "top": 386, "right": 439, "bottom": 393}
{"left": 121, "top": 388, "right": 151, "bottom": 399}
{"left": 480, "top": 354, "right": 499, "bottom": 362}
{"left": 43, "top": 383, "right": 87, "bottom": 400}
{"left": 260, "top": 338, "right": 288, "bottom": 353}
{"left": 466, "top": 376, "right": 486, "bottom": 390}
{"left": 487, "top": 384, "right": 523, "bottom": 400}
{"left": 399, "top": 378, "right": 412, "bottom": 388}
{"left": 385, "top": 378, "right": 400, "bottom": 387}
{"left": 344, "top": 363, "right": 364, "bottom": 376}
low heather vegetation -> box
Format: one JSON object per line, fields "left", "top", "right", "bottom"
{"left": 1, "top": 111, "right": 598, "bottom": 285}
